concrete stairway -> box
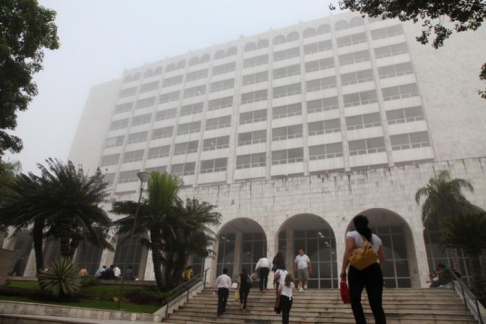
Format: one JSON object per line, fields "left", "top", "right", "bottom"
{"left": 164, "top": 288, "right": 478, "bottom": 323}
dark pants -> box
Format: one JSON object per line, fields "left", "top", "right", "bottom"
{"left": 259, "top": 267, "right": 270, "bottom": 291}
{"left": 348, "top": 263, "right": 386, "bottom": 324}
{"left": 217, "top": 288, "right": 229, "bottom": 315}
{"left": 239, "top": 288, "right": 249, "bottom": 309}
{"left": 280, "top": 295, "right": 293, "bottom": 324}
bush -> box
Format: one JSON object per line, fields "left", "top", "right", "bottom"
{"left": 38, "top": 258, "right": 81, "bottom": 299}
{"left": 80, "top": 277, "right": 101, "bottom": 288}
{"left": 124, "top": 286, "right": 167, "bottom": 305}
{"left": 0, "top": 286, "right": 78, "bottom": 302}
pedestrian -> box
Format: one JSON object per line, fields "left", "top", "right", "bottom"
{"left": 114, "top": 265, "right": 121, "bottom": 279}
{"left": 125, "top": 265, "right": 137, "bottom": 280}
{"left": 94, "top": 265, "right": 106, "bottom": 278}
{"left": 340, "top": 215, "right": 386, "bottom": 324}
{"left": 255, "top": 256, "right": 271, "bottom": 291}
{"left": 272, "top": 251, "right": 285, "bottom": 272}
{"left": 102, "top": 265, "right": 115, "bottom": 279}
{"left": 9, "top": 255, "right": 25, "bottom": 277}
{"left": 278, "top": 273, "right": 297, "bottom": 324}
{"left": 238, "top": 268, "right": 251, "bottom": 311}
{"left": 294, "top": 249, "right": 311, "bottom": 291}
{"left": 78, "top": 266, "right": 88, "bottom": 277}
{"left": 214, "top": 268, "right": 232, "bottom": 316}
{"left": 183, "top": 265, "right": 194, "bottom": 281}
{"left": 274, "top": 265, "right": 288, "bottom": 294}
{"left": 436, "top": 263, "right": 453, "bottom": 287}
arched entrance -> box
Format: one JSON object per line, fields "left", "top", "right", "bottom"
{"left": 276, "top": 214, "right": 338, "bottom": 289}
{"left": 216, "top": 218, "right": 266, "bottom": 278}
{"left": 43, "top": 238, "right": 61, "bottom": 267}
{"left": 9, "top": 230, "right": 32, "bottom": 276}
{"left": 113, "top": 234, "right": 149, "bottom": 280}
{"left": 346, "top": 209, "right": 419, "bottom": 288}
{"left": 74, "top": 240, "right": 103, "bottom": 275}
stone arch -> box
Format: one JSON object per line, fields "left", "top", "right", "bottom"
{"left": 273, "top": 34, "right": 286, "bottom": 46}
{"left": 215, "top": 218, "right": 267, "bottom": 279}
{"left": 226, "top": 46, "right": 237, "bottom": 56}
{"left": 132, "top": 72, "right": 141, "bottom": 81}
{"left": 349, "top": 16, "right": 365, "bottom": 27}
{"left": 275, "top": 213, "right": 339, "bottom": 288}
{"left": 286, "top": 31, "right": 299, "bottom": 42}
{"left": 7, "top": 230, "right": 32, "bottom": 276}
{"left": 112, "top": 233, "right": 149, "bottom": 280}
{"left": 244, "top": 42, "right": 257, "bottom": 52}
{"left": 303, "top": 27, "right": 317, "bottom": 38}
{"left": 176, "top": 60, "right": 186, "bottom": 69}
{"left": 214, "top": 49, "right": 226, "bottom": 60}
{"left": 257, "top": 39, "right": 269, "bottom": 49}
{"left": 200, "top": 53, "right": 210, "bottom": 63}
{"left": 317, "top": 24, "right": 331, "bottom": 34}
{"left": 345, "top": 208, "right": 420, "bottom": 288}
{"left": 189, "top": 56, "right": 199, "bottom": 66}
{"left": 334, "top": 20, "right": 349, "bottom": 31}
{"left": 166, "top": 63, "right": 176, "bottom": 72}
{"left": 143, "top": 69, "right": 153, "bottom": 78}
{"left": 153, "top": 66, "right": 163, "bottom": 75}
{"left": 74, "top": 240, "right": 104, "bottom": 275}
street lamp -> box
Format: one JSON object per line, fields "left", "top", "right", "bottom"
{"left": 117, "top": 171, "right": 152, "bottom": 309}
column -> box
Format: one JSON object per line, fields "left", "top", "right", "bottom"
{"left": 285, "top": 229, "right": 294, "bottom": 272}
{"left": 233, "top": 231, "right": 243, "bottom": 277}
{"left": 412, "top": 228, "right": 430, "bottom": 288}
{"left": 144, "top": 249, "right": 154, "bottom": 280}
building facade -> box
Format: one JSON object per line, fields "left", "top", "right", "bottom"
{"left": 6, "top": 11, "right": 486, "bottom": 288}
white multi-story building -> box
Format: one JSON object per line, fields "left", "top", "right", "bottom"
{"left": 6, "top": 12, "right": 486, "bottom": 288}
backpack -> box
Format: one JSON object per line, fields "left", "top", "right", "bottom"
{"left": 348, "top": 235, "right": 378, "bottom": 270}
{"left": 246, "top": 275, "right": 253, "bottom": 289}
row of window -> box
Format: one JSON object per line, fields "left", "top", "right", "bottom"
{"left": 119, "top": 34, "right": 408, "bottom": 98}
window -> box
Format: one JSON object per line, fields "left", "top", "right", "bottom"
{"left": 105, "top": 135, "right": 124, "bottom": 148}
{"left": 145, "top": 166, "right": 167, "bottom": 174}
{"left": 273, "top": 83, "right": 301, "bottom": 98}
{"left": 382, "top": 83, "right": 419, "bottom": 101}
{"left": 140, "top": 81, "right": 159, "bottom": 93}
{"left": 132, "top": 113, "right": 152, "bottom": 126}
{"left": 386, "top": 106, "right": 424, "bottom": 124}
{"left": 273, "top": 35, "right": 286, "bottom": 45}
{"left": 303, "top": 28, "right": 317, "bottom": 39}
{"left": 374, "top": 43, "right": 408, "bottom": 59}
{"left": 203, "top": 136, "right": 230, "bottom": 151}
{"left": 339, "top": 50, "right": 370, "bottom": 66}
{"left": 127, "top": 131, "right": 148, "bottom": 144}
{"left": 378, "top": 62, "right": 413, "bottom": 79}
{"left": 390, "top": 131, "right": 430, "bottom": 150}
{"left": 309, "top": 143, "right": 343, "bottom": 160}
{"left": 304, "top": 40, "right": 332, "bottom": 55}
{"left": 335, "top": 20, "right": 349, "bottom": 31}
{"left": 272, "top": 124, "right": 303, "bottom": 141}
{"left": 257, "top": 39, "right": 269, "bottom": 49}
{"left": 115, "top": 102, "right": 133, "bottom": 114}
{"left": 148, "top": 145, "right": 170, "bottom": 159}
{"left": 273, "top": 65, "right": 300, "bottom": 79}
{"left": 240, "top": 109, "right": 267, "bottom": 124}
{"left": 349, "top": 17, "right": 365, "bottom": 27}
{"left": 123, "top": 150, "right": 144, "bottom": 163}
{"left": 346, "top": 112, "right": 381, "bottom": 130}
{"left": 136, "top": 97, "right": 156, "bottom": 109}
{"left": 242, "top": 71, "right": 268, "bottom": 85}
{"left": 180, "top": 102, "right": 204, "bottom": 116}
{"left": 159, "top": 91, "right": 180, "bottom": 104}
{"left": 214, "top": 50, "right": 225, "bottom": 59}
{"left": 306, "top": 76, "right": 337, "bottom": 92}
{"left": 104, "top": 173, "right": 116, "bottom": 184}
{"left": 184, "top": 85, "right": 206, "bottom": 98}
{"left": 272, "top": 148, "right": 304, "bottom": 165}
{"left": 243, "top": 54, "right": 269, "bottom": 68}
{"left": 336, "top": 33, "right": 367, "bottom": 48}
{"left": 226, "top": 47, "right": 237, "bottom": 56}
{"left": 307, "top": 97, "right": 339, "bottom": 113}
{"left": 238, "top": 130, "right": 266, "bottom": 146}
{"left": 171, "top": 162, "right": 195, "bottom": 176}
{"left": 210, "top": 79, "right": 235, "bottom": 92}
{"left": 317, "top": 24, "right": 331, "bottom": 34}
{"left": 110, "top": 118, "right": 129, "bottom": 130}
{"left": 152, "top": 126, "right": 173, "bottom": 140}
{"left": 208, "top": 96, "right": 233, "bottom": 111}
{"left": 189, "top": 57, "right": 199, "bottom": 66}
{"left": 241, "top": 89, "right": 267, "bottom": 104}
{"left": 287, "top": 31, "right": 299, "bottom": 42}
{"left": 348, "top": 137, "right": 386, "bottom": 155}
{"left": 245, "top": 42, "right": 257, "bottom": 52}
{"left": 119, "top": 87, "right": 137, "bottom": 98}
{"left": 273, "top": 103, "right": 301, "bottom": 119}
{"left": 155, "top": 108, "right": 177, "bottom": 121}
{"left": 177, "top": 121, "right": 201, "bottom": 135}
{"left": 273, "top": 47, "right": 300, "bottom": 62}
{"left": 174, "top": 141, "right": 199, "bottom": 155}
{"left": 343, "top": 90, "right": 377, "bottom": 107}
{"left": 371, "top": 25, "right": 403, "bottom": 40}
{"left": 341, "top": 69, "right": 374, "bottom": 86}
{"left": 308, "top": 119, "right": 341, "bottom": 135}
{"left": 236, "top": 153, "right": 266, "bottom": 169}
{"left": 162, "top": 75, "right": 183, "bottom": 87}
{"left": 186, "top": 69, "right": 209, "bottom": 82}
{"left": 305, "top": 57, "right": 334, "bottom": 72}
{"left": 119, "top": 170, "right": 140, "bottom": 183}
{"left": 200, "top": 158, "right": 227, "bottom": 174}
{"left": 206, "top": 115, "right": 231, "bottom": 130}
{"left": 213, "top": 62, "right": 236, "bottom": 75}
{"left": 200, "top": 54, "right": 210, "bottom": 63}
{"left": 101, "top": 154, "right": 120, "bottom": 167}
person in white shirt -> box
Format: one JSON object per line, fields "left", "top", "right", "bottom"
{"left": 255, "top": 256, "right": 271, "bottom": 291}
{"left": 214, "top": 268, "right": 232, "bottom": 316}
{"left": 274, "top": 267, "right": 289, "bottom": 292}
{"left": 114, "top": 266, "right": 121, "bottom": 278}
{"left": 94, "top": 265, "right": 106, "bottom": 278}
{"left": 278, "top": 273, "right": 297, "bottom": 324}
{"left": 294, "top": 249, "right": 311, "bottom": 291}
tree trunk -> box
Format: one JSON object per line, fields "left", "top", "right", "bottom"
{"left": 150, "top": 228, "right": 165, "bottom": 291}
{"left": 32, "top": 219, "right": 44, "bottom": 274}
{"left": 450, "top": 248, "right": 461, "bottom": 270}
{"left": 59, "top": 217, "right": 72, "bottom": 258}
{"left": 467, "top": 252, "right": 485, "bottom": 298}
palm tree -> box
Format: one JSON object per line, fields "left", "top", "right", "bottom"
{"left": 440, "top": 213, "right": 486, "bottom": 297}
{"left": 112, "top": 171, "right": 183, "bottom": 290}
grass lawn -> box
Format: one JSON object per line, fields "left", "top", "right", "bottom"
{"left": 3, "top": 281, "right": 160, "bottom": 314}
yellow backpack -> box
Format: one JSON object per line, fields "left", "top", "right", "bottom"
{"left": 348, "top": 235, "right": 378, "bottom": 270}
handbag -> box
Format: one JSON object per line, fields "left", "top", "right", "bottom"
{"left": 348, "top": 235, "right": 378, "bottom": 270}
{"left": 274, "top": 293, "right": 281, "bottom": 314}
{"left": 251, "top": 272, "right": 259, "bottom": 280}
{"left": 340, "top": 280, "right": 351, "bottom": 304}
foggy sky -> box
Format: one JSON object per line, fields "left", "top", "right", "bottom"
{"left": 5, "top": 0, "right": 339, "bottom": 174}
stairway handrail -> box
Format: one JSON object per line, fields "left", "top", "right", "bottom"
{"left": 163, "top": 268, "right": 209, "bottom": 319}
{"left": 449, "top": 270, "right": 485, "bottom": 324}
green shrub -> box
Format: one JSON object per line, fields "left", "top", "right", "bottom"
{"left": 124, "top": 286, "right": 167, "bottom": 305}
{"left": 80, "top": 276, "right": 101, "bottom": 288}
{"left": 38, "top": 258, "right": 81, "bottom": 299}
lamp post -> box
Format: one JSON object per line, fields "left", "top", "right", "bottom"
{"left": 117, "top": 171, "right": 152, "bottom": 309}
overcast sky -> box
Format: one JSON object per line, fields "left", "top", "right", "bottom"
{"left": 5, "top": 0, "right": 341, "bottom": 173}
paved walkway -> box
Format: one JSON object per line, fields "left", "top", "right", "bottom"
{"left": 0, "top": 314, "right": 171, "bottom": 324}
